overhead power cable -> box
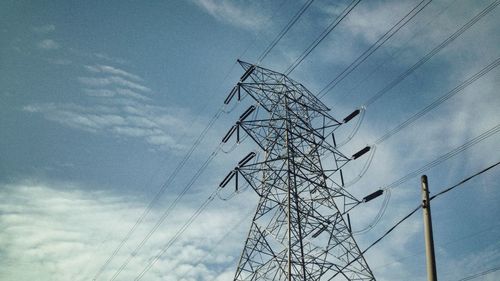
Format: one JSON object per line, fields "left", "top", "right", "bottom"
{"left": 317, "top": 0, "right": 431, "bottom": 98}
{"left": 374, "top": 57, "right": 500, "bottom": 145}
{"left": 108, "top": 145, "right": 222, "bottom": 281}
{"left": 361, "top": 0, "right": 500, "bottom": 108}
{"left": 299, "top": 1, "right": 497, "bottom": 153}
{"left": 178, "top": 209, "right": 255, "bottom": 281}
{"left": 430, "top": 161, "right": 500, "bottom": 201}
{"left": 335, "top": 59, "right": 498, "bottom": 187}
{"left": 374, "top": 160, "right": 500, "bottom": 251}
{"left": 284, "top": 0, "right": 362, "bottom": 75}
{"left": 93, "top": 2, "right": 297, "bottom": 276}
{"left": 133, "top": 190, "right": 219, "bottom": 281}
{"left": 384, "top": 123, "right": 500, "bottom": 190}
{"left": 94, "top": 1, "right": 345, "bottom": 279}
{"left": 456, "top": 265, "right": 500, "bottom": 281}
{"left": 97, "top": 1, "right": 317, "bottom": 278}
{"left": 372, "top": 223, "right": 500, "bottom": 270}
{"left": 330, "top": 57, "right": 497, "bottom": 187}
{"left": 92, "top": 108, "right": 224, "bottom": 281}
{"left": 257, "top": 0, "right": 315, "bottom": 63}
{"left": 352, "top": 124, "right": 500, "bottom": 234}
{"left": 331, "top": 161, "right": 500, "bottom": 277}
{"left": 338, "top": 0, "right": 461, "bottom": 102}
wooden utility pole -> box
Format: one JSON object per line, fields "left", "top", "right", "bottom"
{"left": 421, "top": 175, "right": 438, "bottom": 281}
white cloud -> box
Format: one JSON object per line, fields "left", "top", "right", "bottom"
{"left": 46, "top": 58, "right": 72, "bottom": 65}
{"left": 83, "top": 88, "right": 150, "bottom": 100}
{"left": 23, "top": 101, "right": 199, "bottom": 151}
{"left": 22, "top": 53, "right": 201, "bottom": 151}
{"left": 85, "top": 65, "right": 143, "bottom": 82}
{"left": 33, "top": 24, "right": 55, "bottom": 33}
{"left": 94, "top": 52, "right": 128, "bottom": 65}
{"left": 191, "top": 0, "right": 269, "bottom": 31}
{"left": 0, "top": 182, "right": 245, "bottom": 281}
{"left": 78, "top": 76, "right": 151, "bottom": 93}
{"left": 37, "top": 39, "right": 60, "bottom": 50}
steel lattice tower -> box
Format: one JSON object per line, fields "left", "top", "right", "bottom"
{"left": 220, "top": 60, "right": 376, "bottom": 281}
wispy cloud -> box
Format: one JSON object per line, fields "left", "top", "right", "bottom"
{"left": 46, "top": 58, "right": 72, "bottom": 65}
{"left": 83, "top": 88, "right": 150, "bottom": 100}
{"left": 37, "top": 39, "right": 60, "bottom": 50}
{"left": 22, "top": 46, "right": 200, "bottom": 151}
{"left": 94, "top": 52, "right": 128, "bottom": 65}
{"left": 33, "top": 24, "right": 56, "bottom": 33}
{"left": 23, "top": 101, "right": 197, "bottom": 151}
{"left": 78, "top": 76, "right": 151, "bottom": 93}
{"left": 191, "top": 0, "right": 269, "bottom": 31}
{"left": 84, "top": 65, "right": 143, "bottom": 82}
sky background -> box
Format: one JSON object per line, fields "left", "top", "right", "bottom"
{"left": 1, "top": 0, "right": 499, "bottom": 280}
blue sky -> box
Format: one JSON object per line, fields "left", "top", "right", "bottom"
{"left": 1, "top": 0, "right": 499, "bottom": 280}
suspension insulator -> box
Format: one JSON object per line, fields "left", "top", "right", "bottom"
{"left": 224, "top": 86, "right": 238, "bottom": 105}
{"left": 238, "top": 152, "right": 256, "bottom": 167}
{"left": 352, "top": 146, "right": 371, "bottom": 159}
{"left": 219, "top": 170, "right": 236, "bottom": 188}
{"left": 239, "top": 105, "right": 256, "bottom": 121}
{"left": 363, "top": 189, "right": 384, "bottom": 202}
{"left": 343, "top": 109, "right": 360, "bottom": 123}
{"left": 240, "top": 65, "right": 256, "bottom": 82}
{"left": 222, "top": 125, "right": 237, "bottom": 143}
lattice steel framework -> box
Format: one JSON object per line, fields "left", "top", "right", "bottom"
{"left": 220, "top": 60, "right": 376, "bottom": 281}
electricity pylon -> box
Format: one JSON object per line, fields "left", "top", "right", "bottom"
{"left": 220, "top": 60, "right": 377, "bottom": 281}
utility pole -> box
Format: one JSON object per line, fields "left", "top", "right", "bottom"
{"left": 220, "top": 60, "right": 376, "bottom": 281}
{"left": 421, "top": 175, "right": 438, "bottom": 281}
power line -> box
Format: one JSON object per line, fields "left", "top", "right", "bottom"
{"left": 232, "top": 0, "right": 288, "bottom": 64}
{"left": 364, "top": 205, "right": 421, "bottom": 254}
{"left": 317, "top": 0, "right": 432, "bottom": 98}
{"left": 362, "top": 0, "right": 499, "bottom": 108}
{"left": 92, "top": 108, "right": 224, "bottom": 281}
{"left": 376, "top": 161, "right": 500, "bottom": 251}
{"left": 344, "top": 57, "right": 500, "bottom": 190}
{"left": 108, "top": 146, "right": 221, "bottom": 281}
{"left": 96, "top": 2, "right": 326, "bottom": 278}
{"left": 336, "top": 0, "right": 461, "bottom": 103}
{"left": 384, "top": 123, "right": 500, "bottom": 190}
{"left": 177, "top": 209, "right": 255, "bottom": 281}
{"left": 332, "top": 161, "right": 500, "bottom": 275}
{"left": 374, "top": 57, "right": 500, "bottom": 145}
{"left": 133, "top": 190, "right": 219, "bottom": 281}
{"left": 284, "top": 0, "right": 362, "bottom": 75}
{"left": 257, "top": 0, "right": 315, "bottom": 63}
{"left": 310, "top": 2, "right": 498, "bottom": 156}
{"left": 372, "top": 223, "right": 500, "bottom": 270}
{"left": 430, "top": 161, "right": 500, "bottom": 201}
{"left": 456, "top": 265, "right": 500, "bottom": 281}
{"left": 96, "top": 1, "right": 500, "bottom": 279}
{"left": 93, "top": 1, "right": 298, "bottom": 277}
{"left": 94, "top": 50, "right": 499, "bottom": 280}
{"left": 350, "top": 124, "right": 500, "bottom": 235}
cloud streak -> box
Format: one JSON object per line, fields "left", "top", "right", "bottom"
{"left": 22, "top": 52, "right": 202, "bottom": 152}
{"left": 191, "top": 0, "right": 270, "bottom": 31}
{"left": 37, "top": 39, "right": 60, "bottom": 50}
{"left": 84, "top": 65, "right": 144, "bottom": 82}
{"left": 78, "top": 76, "right": 151, "bottom": 93}
{"left": 23, "top": 101, "right": 197, "bottom": 151}
{"left": 33, "top": 24, "right": 56, "bottom": 33}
